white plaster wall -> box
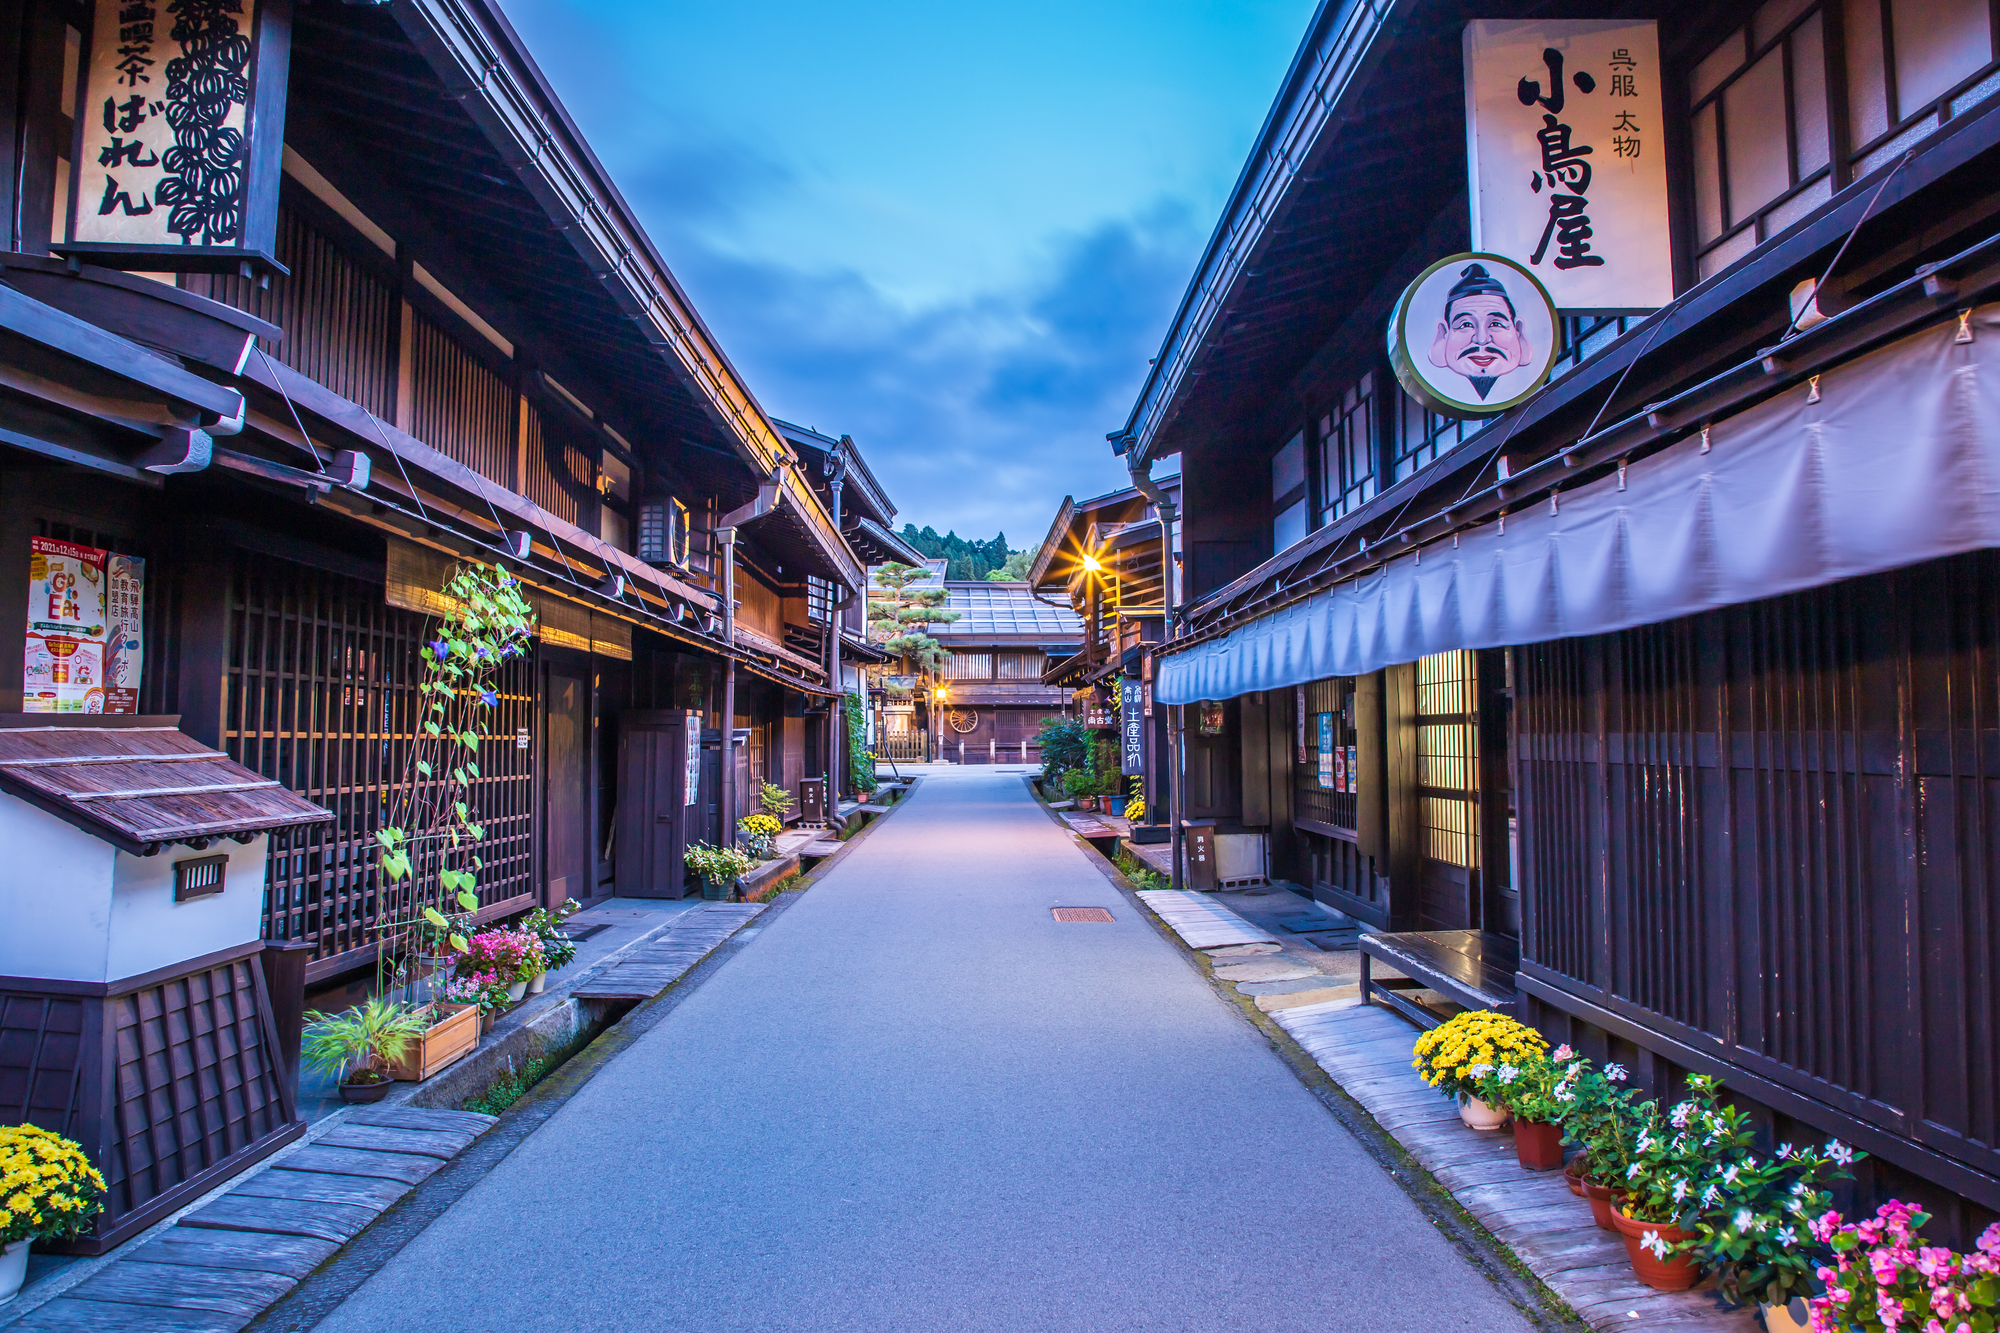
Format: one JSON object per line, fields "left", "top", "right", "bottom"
{"left": 107, "top": 835, "right": 269, "bottom": 982}
{"left": 0, "top": 792, "right": 270, "bottom": 984}
{"left": 0, "top": 796, "right": 117, "bottom": 982}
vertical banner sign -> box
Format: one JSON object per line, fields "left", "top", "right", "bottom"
{"left": 1295, "top": 686, "right": 1307, "bottom": 763}
{"left": 105, "top": 553, "right": 144, "bottom": 713}
{"left": 684, "top": 710, "right": 702, "bottom": 806}
{"left": 1316, "top": 713, "right": 1334, "bottom": 789}
{"left": 68, "top": 0, "right": 293, "bottom": 273}
{"left": 1347, "top": 745, "right": 1358, "bottom": 797}
{"left": 1333, "top": 743, "right": 1348, "bottom": 793}
{"left": 25, "top": 538, "right": 110, "bottom": 712}
{"left": 1464, "top": 20, "right": 1671, "bottom": 311}
{"left": 1120, "top": 685, "right": 1146, "bottom": 777}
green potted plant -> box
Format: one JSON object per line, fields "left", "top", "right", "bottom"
{"left": 685, "top": 841, "right": 755, "bottom": 901}
{"left": 1411, "top": 1009, "right": 1547, "bottom": 1131}
{"left": 1560, "top": 1058, "right": 1642, "bottom": 1228}
{"left": 521, "top": 899, "right": 582, "bottom": 987}
{"left": 1478, "top": 1047, "right": 1577, "bottom": 1171}
{"left": 302, "top": 996, "right": 431, "bottom": 1103}
{"left": 1061, "top": 767, "right": 1094, "bottom": 810}
{"left": 1684, "top": 1136, "right": 1857, "bottom": 1329}
{"left": 0, "top": 1123, "right": 105, "bottom": 1303}
{"left": 759, "top": 781, "right": 795, "bottom": 822}
{"left": 738, "top": 813, "right": 782, "bottom": 860}
{"left": 1612, "top": 1074, "right": 1753, "bottom": 1291}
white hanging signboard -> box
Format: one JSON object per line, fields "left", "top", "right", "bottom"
{"left": 1464, "top": 20, "right": 1672, "bottom": 313}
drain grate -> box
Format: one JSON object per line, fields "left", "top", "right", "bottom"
{"left": 1052, "top": 906, "right": 1115, "bottom": 923}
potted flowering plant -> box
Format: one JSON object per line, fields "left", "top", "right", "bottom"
{"left": 1809, "top": 1203, "right": 2000, "bottom": 1333}
{"left": 301, "top": 997, "right": 431, "bottom": 1103}
{"left": 458, "top": 928, "right": 543, "bottom": 1002}
{"left": 1612, "top": 1074, "right": 1773, "bottom": 1291}
{"left": 439, "top": 971, "right": 514, "bottom": 1035}
{"left": 521, "top": 899, "right": 582, "bottom": 987}
{"left": 0, "top": 1124, "right": 105, "bottom": 1303}
{"left": 1682, "top": 1137, "right": 1857, "bottom": 1330}
{"left": 1478, "top": 1047, "right": 1578, "bottom": 1171}
{"left": 685, "top": 841, "right": 755, "bottom": 901}
{"left": 738, "top": 813, "right": 782, "bottom": 861}
{"left": 1411, "top": 1009, "right": 1548, "bottom": 1131}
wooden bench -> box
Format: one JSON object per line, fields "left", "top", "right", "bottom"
{"left": 1358, "top": 929, "right": 1519, "bottom": 1030}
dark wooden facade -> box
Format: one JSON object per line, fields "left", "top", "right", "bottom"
{"left": 1123, "top": 0, "right": 2000, "bottom": 1237}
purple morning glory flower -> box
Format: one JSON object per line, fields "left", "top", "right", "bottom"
{"left": 428, "top": 639, "right": 447, "bottom": 659}
{"left": 480, "top": 689, "right": 498, "bottom": 708}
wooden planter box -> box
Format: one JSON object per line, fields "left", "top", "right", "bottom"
{"left": 387, "top": 1003, "right": 480, "bottom": 1082}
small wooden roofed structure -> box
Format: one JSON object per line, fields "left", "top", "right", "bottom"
{"left": 0, "top": 716, "right": 332, "bottom": 854}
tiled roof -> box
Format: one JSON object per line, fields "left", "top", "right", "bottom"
{"left": 930, "top": 581, "right": 1084, "bottom": 640}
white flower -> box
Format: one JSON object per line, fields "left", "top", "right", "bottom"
{"left": 1744, "top": 1157, "right": 1758, "bottom": 1170}
{"left": 1554, "top": 1083, "right": 1576, "bottom": 1103}
{"left": 1735, "top": 1209, "right": 1755, "bottom": 1231}
{"left": 1627, "top": 1162, "right": 1645, "bottom": 1181}
{"left": 1636, "top": 1131, "right": 1655, "bottom": 1152}
{"left": 1775, "top": 1143, "right": 1794, "bottom": 1160}
{"left": 1605, "top": 1063, "right": 1628, "bottom": 1082}
{"left": 1826, "top": 1140, "right": 1855, "bottom": 1166}
{"left": 1701, "top": 1184, "right": 1721, "bottom": 1206}
{"left": 1670, "top": 1102, "right": 1694, "bottom": 1128}
{"left": 1672, "top": 1178, "right": 1689, "bottom": 1202}
{"left": 1723, "top": 1165, "right": 1740, "bottom": 1185}
{"left": 1467, "top": 1062, "right": 1494, "bottom": 1079}
{"left": 1792, "top": 1181, "right": 1810, "bottom": 1197}
{"left": 1497, "top": 1064, "right": 1520, "bottom": 1085}
{"left": 1642, "top": 1229, "right": 1669, "bottom": 1259}
{"left": 1776, "top": 1226, "right": 1799, "bottom": 1246}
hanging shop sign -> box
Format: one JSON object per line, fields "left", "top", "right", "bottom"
{"left": 1316, "top": 713, "right": 1334, "bottom": 789}
{"left": 25, "top": 537, "right": 143, "bottom": 713}
{"left": 684, "top": 710, "right": 702, "bottom": 805}
{"left": 65, "top": 0, "right": 294, "bottom": 275}
{"left": 1388, "top": 252, "right": 1558, "bottom": 419}
{"left": 1120, "top": 687, "right": 1146, "bottom": 777}
{"left": 1463, "top": 19, "right": 1671, "bottom": 312}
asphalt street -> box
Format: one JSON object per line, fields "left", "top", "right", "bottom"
{"left": 308, "top": 767, "right": 1535, "bottom": 1332}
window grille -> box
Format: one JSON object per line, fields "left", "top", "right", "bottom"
{"left": 944, "top": 652, "right": 993, "bottom": 680}
{"left": 410, "top": 312, "right": 515, "bottom": 490}
{"left": 995, "top": 651, "right": 1043, "bottom": 680}
{"left": 1552, "top": 316, "right": 1635, "bottom": 381}
{"left": 1416, "top": 650, "right": 1478, "bottom": 869}
{"left": 1319, "top": 374, "right": 1377, "bottom": 521}
{"left": 806, "top": 575, "right": 833, "bottom": 626}
{"left": 1687, "top": 0, "right": 2000, "bottom": 281}
{"left": 1389, "top": 393, "right": 1488, "bottom": 485}
{"left": 223, "top": 552, "right": 537, "bottom": 975}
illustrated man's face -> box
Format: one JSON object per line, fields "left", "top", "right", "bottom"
{"left": 1429, "top": 293, "right": 1530, "bottom": 381}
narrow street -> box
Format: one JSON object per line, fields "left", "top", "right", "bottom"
{"left": 306, "top": 769, "right": 1531, "bottom": 1333}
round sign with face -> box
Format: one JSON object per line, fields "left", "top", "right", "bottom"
{"left": 1387, "top": 252, "right": 1558, "bottom": 419}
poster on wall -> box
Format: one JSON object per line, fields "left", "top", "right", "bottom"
{"left": 1333, "top": 743, "right": 1348, "bottom": 793}
{"left": 1347, "top": 744, "right": 1358, "bottom": 796}
{"left": 1463, "top": 20, "right": 1671, "bottom": 312}
{"left": 1317, "top": 713, "right": 1334, "bottom": 789}
{"left": 105, "top": 553, "right": 144, "bottom": 713}
{"left": 25, "top": 537, "right": 110, "bottom": 712}
{"left": 684, "top": 710, "right": 702, "bottom": 806}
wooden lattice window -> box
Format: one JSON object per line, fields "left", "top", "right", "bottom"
{"left": 193, "top": 204, "right": 398, "bottom": 418}
{"left": 409, "top": 312, "right": 516, "bottom": 489}
{"left": 223, "top": 552, "right": 537, "bottom": 977}
{"left": 523, "top": 402, "right": 588, "bottom": 526}
{"left": 1416, "top": 650, "right": 1478, "bottom": 869}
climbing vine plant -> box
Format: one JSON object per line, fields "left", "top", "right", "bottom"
{"left": 375, "top": 562, "right": 536, "bottom": 987}
{"left": 845, "top": 691, "right": 874, "bottom": 793}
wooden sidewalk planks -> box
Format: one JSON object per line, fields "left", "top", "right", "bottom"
{"left": 570, "top": 902, "right": 767, "bottom": 1001}
{"left": 1269, "top": 999, "right": 1756, "bottom": 1333}
{"left": 1134, "top": 889, "right": 1279, "bottom": 949}
{"left": 6, "top": 1107, "right": 496, "bottom": 1333}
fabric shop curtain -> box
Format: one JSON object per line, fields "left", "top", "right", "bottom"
{"left": 1158, "top": 304, "right": 2000, "bottom": 705}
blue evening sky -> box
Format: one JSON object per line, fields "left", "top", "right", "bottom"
{"left": 497, "top": 0, "right": 1315, "bottom": 546}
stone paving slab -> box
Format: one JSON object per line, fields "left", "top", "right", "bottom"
{"left": 4, "top": 1109, "right": 496, "bottom": 1333}
{"left": 1135, "top": 889, "right": 1279, "bottom": 948}
{"left": 1269, "top": 999, "right": 1755, "bottom": 1333}
{"left": 569, "top": 903, "right": 766, "bottom": 1000}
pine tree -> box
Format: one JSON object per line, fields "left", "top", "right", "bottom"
{"left": 866, "top": 562, "right": 960, "bottom": 676}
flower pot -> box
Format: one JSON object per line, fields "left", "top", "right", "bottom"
{"left": 701, "top": 878, "right": 728, "bottom": 902}
{"left": 338, "top": 1074, "right": 395, "bottom": 1104}
{"left": 1583, "top": 1181, "right": 1622, "bottom": 1231}
{"left": 1514, "top": 1119, "right": 1564, "bottom": 1171}
{"left": 1459, "top": 1095, "right": 1509, "bottom": 1131}
{"left": 1761, "top": 1298, "right": 1812, "bottom": 1333}
{"left": 479, "top": 1010, "right": 496, "bottom": 1036}
{"left": 0, "top": 1240, "right": 29, "bottom": 1307}
{"left": 1563, "top": 1155, "right": 1589, "bottom": 1197}
{"left": 1610, "top": 1206, "right": 1700, "bottom": 1291}
{"left": 505, "top": 979, "right": 527, "bottom": 1003}
{"left": 527, "top": 972, "right": 547, "bottom": 995}
{"left": 386, "top": 1003, "right": 479, "bottom": 1082}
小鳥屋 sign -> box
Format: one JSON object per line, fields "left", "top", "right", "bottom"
{"left": 66, "top": 0, "right": 292, "bottom": 273}
{"left": 25, "top": 537, "right": 143, "bottom": 713}
{"left": 1463, "top": 20, "right": 1671, "bottom": 312}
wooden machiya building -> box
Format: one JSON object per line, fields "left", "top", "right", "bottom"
{"left": 1030, "top": 480, "right": 1180, "bottom": 827}
{"left": 1122, "top": 0, "right": 2000, "bottom": 1238}
{"left": 0, "top": 0, "right": 883, "bottom": 1242}
{"left": 914, "top": 563, "right": 1081, "bottom": 767}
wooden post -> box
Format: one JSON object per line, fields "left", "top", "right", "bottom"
{"left": 259, "top": 940, "right": 315, "bottom": 1092}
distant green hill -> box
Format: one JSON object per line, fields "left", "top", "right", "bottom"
{"left": 897, "top": 526, "right": 1027, "bottom": 581}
